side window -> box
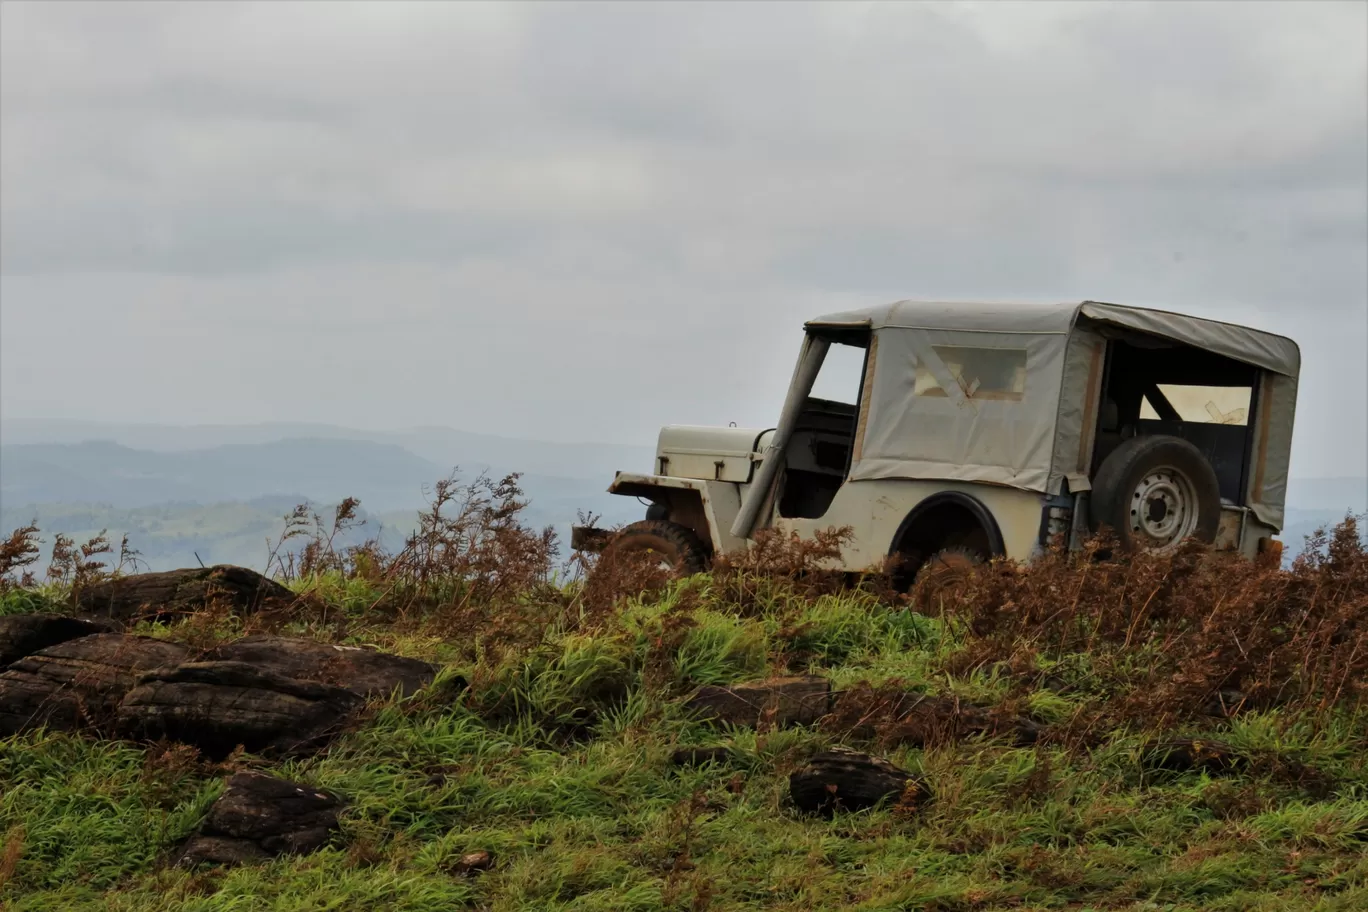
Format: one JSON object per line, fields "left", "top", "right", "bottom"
{"left": 914, "top": 346, "right": 1027, "bottom": 401}
{"left": 1140, "top": 384, "right": 1251, "bottom": 425}
{"left": 808, "top": 341, "right": 868, "bottom": 405}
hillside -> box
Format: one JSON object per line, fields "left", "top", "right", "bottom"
{"left": 1, "top": 499, "right": 1366, "bottom": 911}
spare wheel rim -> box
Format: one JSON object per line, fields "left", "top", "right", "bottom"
{"left": 1128, "top": 466, "right": 1199, "bottom": 549}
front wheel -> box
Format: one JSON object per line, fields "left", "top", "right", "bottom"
{"left": 593, "top": 520, "right": 709, "bottom": 583}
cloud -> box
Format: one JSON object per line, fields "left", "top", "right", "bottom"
{"left": 1, "top": 0, "right": 1364, "bottom": 478}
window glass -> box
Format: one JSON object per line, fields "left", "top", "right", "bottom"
{"left": 914, "top": 346, "right": 1027, "bottom": 401}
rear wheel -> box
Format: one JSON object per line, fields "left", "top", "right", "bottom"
{"left": 595, "top": 520, "right": 709, "bottom": 581}
{"left": 910, "top": 547, "right": 983, "bottom": 612}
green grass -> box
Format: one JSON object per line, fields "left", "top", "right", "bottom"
{"left": 3, "top": 573, "right": 1366, "bottom": 911}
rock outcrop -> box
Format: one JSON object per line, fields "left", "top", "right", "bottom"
{"left": 76, "top": 565, "right": 295, "bottom": 622}
{"left": 0, "top": 614, "right": 121, "bottom": 668}
{"left": 117, "top": 661, "right": 366, "bottom": 759}
{"left": 0, "top": 634, "right": 189, "bottom": 735}
{"left": 201, "top": 635, "right": 437, "bottom": 699}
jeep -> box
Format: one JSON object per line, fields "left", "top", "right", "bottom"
{"left": 573, "top": 300, "right": 1299, "bottom": 594}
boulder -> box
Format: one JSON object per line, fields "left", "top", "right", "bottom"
{"left": 683, "top": 675, "right": 831, "bottom": 729}
{"left": 201, "top": 635, "right": 437, "bottom": 700}
{"left": 450, "top": 851, "right": 494, "bottom": 876}
{"left": 177, "top": 771, "right": 344, "bottom": 867}
{"left": 0, "top": 614, "right": 121, "bottom": 668}
{"left": 789, "top": 747, "right": 930, "bottom": 816}
{"left": 116, "top": 661, "right": 365, "bottom": 758}
{"left": 175, "top": 835, "right": 272, "bottom": 866}
{"left": 75, "top": 565, "right": 295, "bottom": 622}
{"left": 0, "top": 633, "right": 189, "bottom": 735}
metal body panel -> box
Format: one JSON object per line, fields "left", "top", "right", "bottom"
{"left": 655, "top": 425, "right": 767, "bottom": 483}
{"left": 769, "top": 478, "right": 1047, "bottom": 572}
{"left": 607, "top": 472, "right": 747, "bottom": 555}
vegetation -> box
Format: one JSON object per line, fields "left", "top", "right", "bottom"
{"left": 1, "top": 474, "right": 1366, "bottom": 911}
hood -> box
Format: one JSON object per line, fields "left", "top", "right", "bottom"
{"left": 654, "top": 425, "right": 773, "bottom": 483}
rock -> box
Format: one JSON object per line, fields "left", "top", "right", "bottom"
{"left": 789, "top": 747, "right": 930, "bottom": 816}
{"left": 0, "top": 634, "right": 189, "bottom": 735}
{"left": 75, "top": 565, "right": 295, "bottom": 623}
{"left": 116, "top": 661, "right": 365, "bottom": 758}
{"left": 670, "top": 746, "right": 734, "bottom": 768}
{"left": 451, "top": 850, "right": 494, "bottom": 875}
{"left": 1141, "top": 738, "right": 1246, "bottom": 776}
{"left": 176, "top": 835, "right": 272, "bottom": 866}
{"left": 823, "top": 683, "right": 1040, "bottom": 748}
{"left": 0, "top": 614, "right": 121, "bottom": 668}
{"left": 176, "top": 771, "right": 344, "bottom": 867}
{"left": 683, "top": 675, "right": 831, "bottom": 729}
{"left": 201, "top": 635, "right": 438, "bottom": 700}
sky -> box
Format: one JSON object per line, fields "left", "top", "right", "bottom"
{"left": 1, "top": 0, "right": 1365, "bottom": 479}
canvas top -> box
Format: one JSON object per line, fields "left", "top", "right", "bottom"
{"left": 806, "top": 299, "right": 1300, "bottom": 377}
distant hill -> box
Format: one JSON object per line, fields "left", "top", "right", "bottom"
{"left": 0, "top": 438, "right": 436, "bottom": 510}
{"left": 0, "top": 497, "right": 381, "bottom": 575}
{"left": 0, "top": 497, "right": 644, "bottom": 576}
{"left": 1284, "top": 477, "right": 1368, "bottom": 514}
{"left": 0, "top": 432, "right": 651, "bottom": 571}
{"left": 0, "top": 435, "right": 649, "bottom": 515}
{"left": 0, "top": 418, "right": 657, "bottom": 482}
{"left": 1278, "top": 478, "right": 1368, "bottom": 562}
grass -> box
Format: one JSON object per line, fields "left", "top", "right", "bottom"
{"left": 1, "top": 482, "right": 1366, "bottom": 911}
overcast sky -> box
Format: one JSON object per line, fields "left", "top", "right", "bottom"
{"left": 2, "top": 1, "right": 1365, "bottom": 479}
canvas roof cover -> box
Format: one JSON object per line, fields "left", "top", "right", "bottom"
{"left": 801, "top": 300, "right": 1299, "bottom": 523}
{"left": 807, "top": 300, "right": 1300, "bottom": 377}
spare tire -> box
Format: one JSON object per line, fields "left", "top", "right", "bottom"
{"left": 1089, "top": 434, "right": 1221, "bottom": 553}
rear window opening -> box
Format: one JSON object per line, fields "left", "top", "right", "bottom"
{"left": 1093, "top": 338, "right": 1259, "bottom": 505}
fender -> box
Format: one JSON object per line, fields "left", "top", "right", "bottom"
{"left": 605, "top": 472, "right": 745, "bottom": 555}
{"left": 887, "top": 490, "right": 1007, "bottom": 558}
